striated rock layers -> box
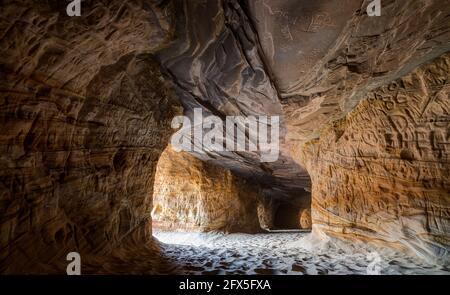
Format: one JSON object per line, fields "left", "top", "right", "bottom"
{"left": 157, "top": 0, "right": 312, "bottom": 201}
{"left": 298, "top": 54, "right": 450, "bottom": 263}
{"left": 0, "top": 0, "right": 180, "bottom": 273}
{"left": 152, "top": 146, "right": 262, "bottom": 233}
{"left": 299, "top": 209, "right": 312, "bottom": 229}
{"left": 158, "top": 0, "right": 449, "bottom": 263}
{"left": 0, "top": 0, "right": 449, "bottom": 273}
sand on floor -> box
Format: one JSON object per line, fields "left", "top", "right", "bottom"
{"left": 153, "top": 231, "right": 449, "bottom": 275}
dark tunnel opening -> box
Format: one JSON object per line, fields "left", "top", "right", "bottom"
{"left": 272, "top": 199, "right": 312, "bottom": 230}
{"left": 273, "top": 202, "right": 301, "bottom": 229}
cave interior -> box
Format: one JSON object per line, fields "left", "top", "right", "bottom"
{"left": 0, "top": 0, "right": 449, "bottom": 274}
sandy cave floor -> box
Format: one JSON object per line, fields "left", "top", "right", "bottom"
{"left": 154, "top": 231, "right": 449, "bottom": 275}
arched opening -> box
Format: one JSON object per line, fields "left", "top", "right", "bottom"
{"left": 151, "top": 145, "right": 263, "bottom": 234}
{"left": 151, "top": 146, "right": 313, "bottom": 236}
{"left": 259, "top": 196, "right": 312, "bottom": 232}
{"left": 150, "top": 146, "right": 316, "bottom": 275}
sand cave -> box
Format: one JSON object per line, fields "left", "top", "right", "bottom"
{"left": 0, "top": 0, "right": 449, "bottom": 275}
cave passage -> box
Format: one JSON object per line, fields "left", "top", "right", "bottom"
{"left": 2, "top": 0, "right": 449, "bottom": 276}
{"left": 151, "top": 146, "right": 313, "bottom": 235}
{"left": 273, "top": 202, "right": 303, "bottom": 230}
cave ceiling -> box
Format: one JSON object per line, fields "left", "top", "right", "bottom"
{"left": 155, "top": 0, "right": 450, "bottom": 202}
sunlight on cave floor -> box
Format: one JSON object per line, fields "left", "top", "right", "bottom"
{"left": 153, "top": 231, "right": 449, "bottom": 275}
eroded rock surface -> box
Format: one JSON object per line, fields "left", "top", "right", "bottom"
{"left": 0, "top": 0, "right": 180, "bottom": 273}
{"left": 157, "top": 0, "right": 312, "bottom": 201}
{"left": 152, "top": 146, "right": 262, "bottom": 233}
{"left": 275, "top": 0, "right": 450, "bottom": 143}
{"left": 298, "top": 54, "right": 450, "bottom": 263}
{"left": 0, "top": 0, "right": 449, "bottom": 273}
{"left": 299, "top": 209, "right": 312, "bottom": 229}
{"left": 157, "top": 0, "right": 449, "bottom": 263}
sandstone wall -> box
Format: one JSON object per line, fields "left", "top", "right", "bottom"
{"left": 152, "top": 146, "right": 262, "bottom": 233}
{"left": 1, "top": 0, "right": 449, "bottom": 273}
{"left": 0, "top": 1, "right": 180, "bottom": 273}
{"left": 257, "top": 198, "right": 276, "bottom": 230}
{"left": 278, "top": 0, "right": 450, "bottom": 144}
{"left": 298, "top": 54, "right": 450, "bottom": 263}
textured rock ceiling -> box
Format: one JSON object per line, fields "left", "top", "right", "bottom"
{"left": 0, "top": 0, "right": 449, "bottom": 273}
{"left": 156, "top": 0, "right": 450, "bottom": 202}
{"left": 248, "top": 0, "right": 362, "bottom": 94}
{"left": 157, "top": 0, "right": 312, "bottom": 201}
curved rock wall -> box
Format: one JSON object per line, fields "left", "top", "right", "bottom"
{"left": 152, "top": 146, "right": 262, "bottom": 233}
{"left": 157, "top": 0, "right": 312, "bottom": 201}
{"left": 298, "top": 54, "right": 450, "bottom": 263}
{"left": 0, "top": 1, "right": 180, "bottom": 273}
{"left": 257, "top": 198, "right": 276, "bottom": 230}
{"left": 0, "top": 0, "right": 449, "bottom": 273}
